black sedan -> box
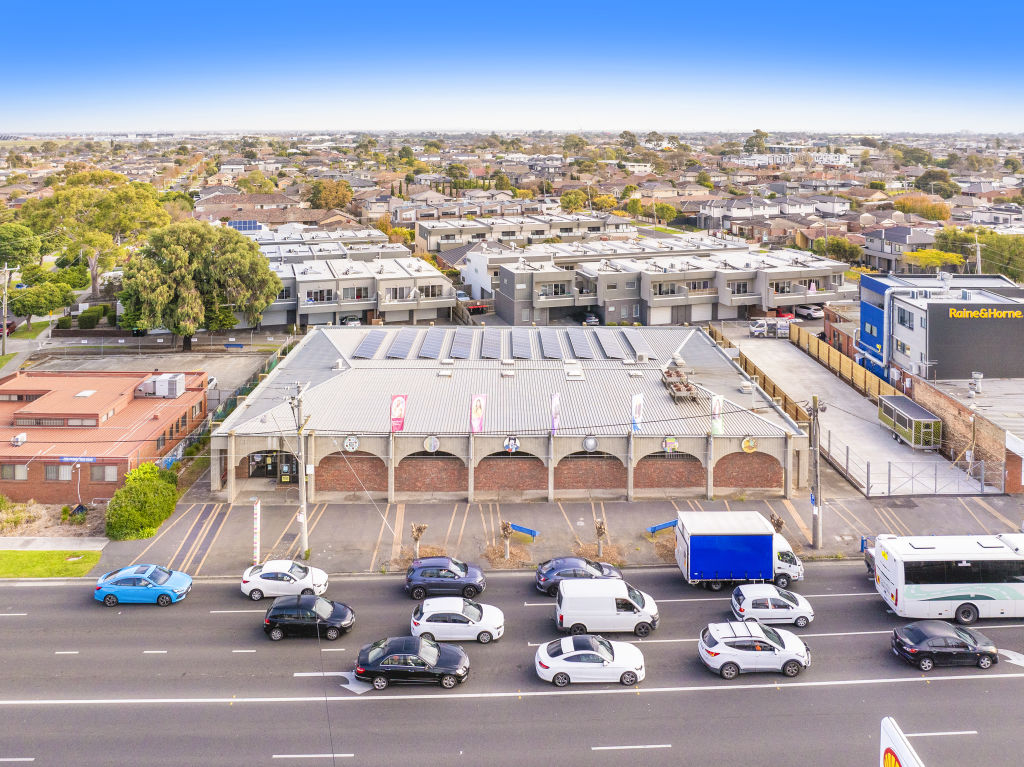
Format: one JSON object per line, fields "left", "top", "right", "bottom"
{"left": 891, "top": 620, "right": 998, "bottom": 671}
{"left": 355, "top": 636, "right": 470, "bottom": 690}
{"left": 263, "top": 595, "right": 354, "bottom": 641}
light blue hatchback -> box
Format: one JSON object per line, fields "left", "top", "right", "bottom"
{"left": 94, "top": 564, "right": 193, "bottom": 607}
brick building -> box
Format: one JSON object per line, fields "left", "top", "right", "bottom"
{"left": 211, "top": 327, "right": 809, "bottom": 503}
{"left": 0, "top": 370, "right": 209, "bottom": 504}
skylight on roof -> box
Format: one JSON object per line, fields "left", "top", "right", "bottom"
{"left": 75, "top": 390, "right": 97, "bottom": 398}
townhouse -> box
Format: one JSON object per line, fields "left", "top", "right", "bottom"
{"left": 414, "top": 213, "right": 636, "bottom": 253}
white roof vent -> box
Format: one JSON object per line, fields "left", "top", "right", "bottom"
{"left": 75, "top": 390, "right": 97, "bottom": 398}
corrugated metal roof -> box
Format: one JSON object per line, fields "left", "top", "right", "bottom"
{"left": 217, "top": 327, "right": 798, "bottom": 439}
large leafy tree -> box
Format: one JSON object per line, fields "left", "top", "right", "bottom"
{"left": 10, "top": 282, "right": 73, "bottom": 329}
{"left": 562, "top": 134, "right": 587, "bottom": 156}
{"left": 0, "top": 222, "right": 42, "bottom": 277}
{"left": 120, "top": 221, "right": 282, "bottom": 350}
{"left": 743, "top": 129, "right": 769, "bottom": 153}
{"left": 903, "top": 248, "right": 965, "bottom": 272}
{"left": 305, "top": 179, "right": 353, "bottom": 209}
{"left": 559, "top": 190, "right": 588, "bottom": 213}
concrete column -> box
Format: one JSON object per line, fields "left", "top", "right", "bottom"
{"left": 306, "top": 430, "right": 317, "bottom": 503}
{"left": 210, "top": 446, "right": 223, "bottom": 493}
{"left": 387, "top": 432, "right": 395, "bottom": 503}
{"left": 705, "top": 433, "right": 714, "bottom": 500}
{"left": 468, "top": 435, "right": 475, "bottom": 503}
{"left": 783, "top": 432, "right": 793, "bottom": 499}
{"left": 547, "top": 433, "right": 555, "bottom": 502}
{"left": 626, "top": 431, "right": 635, "bottom": 502}
{"left": 226, "top": 431, "right": 237, "bottom": 504}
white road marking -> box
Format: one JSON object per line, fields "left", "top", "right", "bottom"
{"left": 210, "top": 609, "right": 265, "bottom": 614}
{"left": 335, "top": 671, "right": 373, "bottom": 695}
{"left": 293, "top": 672, "right": 349, "bottom": 677}
{"left": 524, "top": 592, "right": 877, "bottom": 607}
{"left": 272, "top": 754, "right": 353, "bottom": 759}
{"left": 320, "top": 648, "right": 347, "bottom": 652}
{"left": 0, "top": 614, "right": 27, "bottom": 617}
{"left": 905, "top": 731, "right": 977, "bottom": 738}
{"left": 232, "top": 650, "right": 256, "bottom": 654}
{"left": 4, "top": 671, "right": 1024, "bottom": 706}
{"left": 53, "top": 652, "right": 78, "bottom": 655}
{"left": 142, "top": 650, "right": 167, "bottom": 655}
{"left": 998, "top": 649, "right": 1024, "bottom": 667}
{"left": 592, "top": 744, "right": 671, "bottom": 751}
{"left": 0, "top": 758, "right": 35, "bottom": 762}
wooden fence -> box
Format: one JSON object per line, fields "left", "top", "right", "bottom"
{"left": 788, "top": 324, "right": 899, "bottom": 403}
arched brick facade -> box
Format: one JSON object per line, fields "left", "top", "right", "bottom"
{"left": 555, "top": 453, "right": 627, "bottom": 490}
{"left": 395, "top": 452, "right": 468, "bottom": 493}
{"left": 634, "top": 452, "right": 706, "bottom": 488}
{"left": 714, "top": 451, "right": 784, "bottom": 488}
{"left": 315, "top": 452, "right": 387, "bottom": 492}
{"left": 476, "top": 453, "right": 547, "bottom": 492}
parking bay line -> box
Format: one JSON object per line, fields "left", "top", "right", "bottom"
{"left": 4, "top": 671, "right": 1024, "bottom": 707}
{"left": 522, "top": 592, "right": 878, "bottom": 607}
{"left": 592, "top": 744, "right": 670, "bottom": 751}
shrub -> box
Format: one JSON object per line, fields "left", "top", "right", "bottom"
{"left": 105, "top": 463, "right": 179, "bottom": 540}
{"left": 56, "top": 317, "right": 72, "bottom": 329}
{"left": 157, "top": 465, "right": 180, "bottom": 487}
{"left": 77, "top": 312, "right": 99, "bottom": 330}
{"left": 0, "top": 494, "right": 11, "bottom": 512}
{"left": 108, "top": 311, "right": 117, "bottom": 326}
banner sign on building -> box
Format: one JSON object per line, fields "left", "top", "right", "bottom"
{"left": 470, "top": 394, "right": 487, "bottom": 434}
{"left": 390, "top": 394, "right": 407, "bottom": 432}
{"left": 711, "top": 395, "right": 725, "bottom": 435}
{"left": 550, "top": 392, "right": 561, "bottom": 434}
{"left": 631, "top": 393, "right": 644, "bottom": 433}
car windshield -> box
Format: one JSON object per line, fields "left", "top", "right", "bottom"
{"left": 448, "top": 559, "right": 468, "bottom": 577}
{"left": 418, "top": 637, "right": 440, "bottom": 666}
{"left": 761, "top": 625, "right": 783, "bottom": 646}
{"left": 581, "top": 558, "right": 602, "bottom": 575}
{"left": 773, "top": 587, "right": 797, "bottom": 606}
{"left": 149, "top": 566, "right": 172, "bottom": 585}
{"left": 413, "top": 604, "right": 423, "bottom": 620}
{"left": 462, "top": 599, "right": 482, "bottom": 622}
{"left": 366, "top": 639, "right": 387, "bottom": 664}
{"left": 955, "top": 627, "right": 981, "bottom": 645}
{"left": 592, "top": 635, "right": 614, "bottom": 661}
{"left": 313, "top": 598, "right": 333, "bottom": 620}
{"left": 288, "top": 562, "right": 309, "bottom": 579}
{"left": 625, "top": 583, "right": 645, "bottom": 609}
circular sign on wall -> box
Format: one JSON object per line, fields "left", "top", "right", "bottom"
{"left": 504, "top": 435, "right": 520, "bottom": 453}
{"left": 662, "top": 437, "right": 679, "bottom": 453}
{"left": 343, "top": 435, "right": 360, "bottom": 452}
{"left": 423, "top": 435, "right": 440, "bottom": 453}
{"left": 741, "top": 437, "right": 759, "bottom": 453}
{"left": 582, "top": 435, "right": 599, "bottom": 453}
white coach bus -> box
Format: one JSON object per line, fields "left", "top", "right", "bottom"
{"left": 873, "top": 533, "right": 1024, "bottom": 625}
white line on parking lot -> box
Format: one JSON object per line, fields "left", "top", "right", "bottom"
{"left": 142, "top": 650, "right": 167, "bottom": 655}
{"left": 232, "top": 650, "right": 256, "bottom": 654}
{"left": 210, "top": 609, "right": 265, "bottom": 614}
{"left": 905, "top": 731, "right": 977, "bottom": 738}
{"left": 53, "top": 652, "right": 78, "bottom": 655}
{"left": 272, "top": 754, "right": 353, "bottom": 759}
{"left": 591, "top": 744, "right": 670, "bottom": 751}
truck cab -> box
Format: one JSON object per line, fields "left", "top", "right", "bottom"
{"left": 773, "top": 533, "right": 804, "bottom": 588}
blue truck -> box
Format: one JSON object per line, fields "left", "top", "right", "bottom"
{"left": 674, "top": 511, "right": 804, "bottom": 591}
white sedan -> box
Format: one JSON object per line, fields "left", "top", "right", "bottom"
{"left": 411, "top": 597, "right": 505, "bottom": 644}
{"left": 535, "top": 634, "right": 645, "bottom": 687}
{"left": 731, "top": 583, "right": 814, "bottom": 627}
{"left": 241, "top": 559, "right": 328, "bottom": 601}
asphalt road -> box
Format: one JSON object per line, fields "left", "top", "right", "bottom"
{"left": 1, "top": 563, "right": 1021, "bottom": 766}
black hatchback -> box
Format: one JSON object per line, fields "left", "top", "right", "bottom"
{"left": 355, "top": 636, "right": 470, "bottom": 690}
{"left": 263, "top": 595, "right": 354, "bottom": 642}
{"left": 891, "top": 620, "right": 998, "bottom": 671}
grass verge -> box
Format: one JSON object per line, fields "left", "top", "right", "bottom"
{"left": 0, "top": 352, "right": 15, "bottom": 369}
{"left": 0, "top": 550, "right": 102, "bottom": 578}
{"left": 11, "top": 321, "right": 53, "bottom": 340}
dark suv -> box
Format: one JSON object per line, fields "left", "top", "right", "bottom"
{"left": 535, "top": 556, "right": 622, "bottom": 596}
{"left": 405, "top": 557, "right": 486, "bottom": 600}
{"left": 263, "top": 594, "right": 354, "bottom": 641}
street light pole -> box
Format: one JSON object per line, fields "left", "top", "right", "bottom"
{"left": 289, "top": 383, "right": 310, "bottom": 559}
{"left": 810, "top": 395, "right": 823, "bottom": 549}
{"left": 2, "top": 261, "right": 10, "bottom": 357}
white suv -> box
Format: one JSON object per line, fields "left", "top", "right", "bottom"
{"left": 730, "top": 584, "right": 814, "bottom": 627}
{"left": 698, "top": 621, "right": 811, "bottom": 679}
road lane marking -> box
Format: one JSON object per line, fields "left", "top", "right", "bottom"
{"left": 272, "top": 755, "right": 353, "bottom": 759}
{"left": 905, "top": 731, "right": 977, "bottom": 738}
{"left": 5, "top": 671, "right": 1024, "bottom": 706}
{"left": 142, "top": 650, "right": 167, "bottom": 654}
{"left": 0, "top": 613, "right": 27, "bottom": 617}
{"left": 54, "top": 652, "right": 78, "bottom": 655}
{"left": 592, "top": 744, "right": 670, "bottom": 751}
{"left": 210, "top": 609, "right": 265, "bottom": 614}
{"left": 0, "top": 758, "right": 34, "bottom": 762}
{"left": 320, "top": 648, "right": 347, "bottom": 652}
{"left": 293, "top": 672, "right": 348, "bottom": 677}
{"left": 999, "top": 649, "right": 1024, "bottom": 667}
{"left": 232, "top": 650, "right": 256, "bottom": 654}
{"left": 523, "top": 592, "right": 877, "bottom": 607}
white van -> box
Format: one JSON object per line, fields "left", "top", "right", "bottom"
{"left": 555, "top": 579, "right": 659, "bottom": 637}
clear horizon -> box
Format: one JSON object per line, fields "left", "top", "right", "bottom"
{"left": 7, "top": 0, "right": 1023, "bottom": 134}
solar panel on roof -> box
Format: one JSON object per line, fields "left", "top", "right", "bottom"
{"left": 386, "top": 327, "right": 420, "bottom": 359}
{"left": 511, "top": 329, "right": 532, "bottom": 359}
{"left": 594, "top": 331, "right": 625, "bottom": 359}
{"left": 481, "top": 328, "right": 502, "bottom": 359}
{"left": 419, "top": 327, "right": 447, "bottom": 360}
{"left": 621, "top": 328, "right": 657, "bottom": 360}
{"left": 450, "top": 327, "right": 475, "bottom": 359}
{"left": 566, "top": 328, "right": 594, "bottom": 359}
{"left": 539, "top": 328, "right": 563, "bottom": 359}
{"left": 353, "top": 329, "right": 388, "bottom": 359}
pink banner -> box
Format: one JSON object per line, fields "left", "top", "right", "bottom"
{"left": 390, "top": 394, "right": 407, "bottom": 432}
{"left": 470, "top": 394, "right": 487, "bottom": 434}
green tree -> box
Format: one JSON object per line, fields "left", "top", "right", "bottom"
{"left": 813, "top": 236, "right": 863, "bottom": 263}
{"left": 0, "top": 223, "right": 42, "bottom": 277}
{"left": 625, "top": 198, "right": 643, "bottom": 217}
{"left": 1004, "top": 157, "right": 1022, "bottom": 174}
{"left": 743, "top": 129, "right": 769, "bottom": 153}
{"left": 592, "top": 195, "right": 617, "bottom": 211}
{"left": 235, "top": 170, "right": 275, "bottom": 193}
{"left": 398, "top": 145, "right": 415, "bottom": 162}
{"left": 696, "top": 171, "right": 713, "bottom": 189}
{"left": 914, "top": 169, "right": 958, "bottom": 198}
{"left": 9, "top": 282, "right": 71, "bottom": 329}
{"left": 96, "top": 183, "right": 171, "bottom": 245}
{"left": 562, "top": 134, "right": 587, "bottom": 156}
{"left": 559, "top": 190, "right": 588, "bottom": 213}
{"left": 645, "top": 131, "right": 665, "bottom": 146}
{"left": 305, "top": 179, "right": 353, "bottom": 209}
{"left": 65, "top": 170, "right": 127, "bottom": 187}
{"left": 423, "top": 140, "right": 443, "bottom": 153}
{"left": 105, "top": 462, "right": 179, "bottom": 540}
{"left": 618, "top": 131, "right": 638, "bottom": 149}
{"left": 40, "top": 140, "right": 59, "bottom": 155}
{"left": 899, "top": 147, "right": 933, "bottom": 166}
{"left": 493, "top": 173, "right": 512, "bottom": 191}
{"left": 620, "top": 184, "right": 638, "bottom": 200}
{"left": 868, "top": 181, "right": 886, "bottom": 190}
{"left": 389, "top": 227, "right": 413, "bottom": 246}
{"left": 373, "top": 214, "right": 392, "bottom": 236}
{"left": 935, "top": 226, "right": 1024, "bottom": 280}
{"left": 903, "top": 248, "right": 966, "bottom": 272}
{"left": 70, "top": 229, "right": 120, "bottom": 297}
{"left": 653, "top": 203, "right": 676, "bottom": 222}
{"left": 447, "top": 163, "right": 469, "bottom": 180}
{"left": 119, "top": 221, "right": 281, "bottom": 350}
{"left": 894, "top": 194, "right": 950, "bottom": 221}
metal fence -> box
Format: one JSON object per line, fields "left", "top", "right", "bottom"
{"left": 211, "top": 340, "right": 298, "bottom": 427}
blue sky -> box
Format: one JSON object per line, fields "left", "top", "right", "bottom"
{"left": 7, "top": 0, "right": 1024, "bottom": 133}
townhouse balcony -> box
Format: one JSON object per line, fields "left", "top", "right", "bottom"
{"left": 717, "top": 287, "right": 762, "bottom": 306}
{"left": 765, "top": 286, "right": 809, "bottom": 307}
{"left": 574, "top": 289, "right": 597, "bottom": 306}
{"left": 534, "top": 290, "right": 575, "bottom": 308}
{"left": 378, "top": 289, "right": 457, "bottom": 310}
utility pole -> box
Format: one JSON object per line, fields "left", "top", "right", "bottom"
{"left": 289, "top": 383, "right": 310, "bottom": 559}
{"left": 973, "top": 230, "right": 982, "bottom": 274}
{"left": 810, "top": 395, "right": 823, "bottom": 549}
{"left": 1, "top": 262, "right": 9, "bottom": 357}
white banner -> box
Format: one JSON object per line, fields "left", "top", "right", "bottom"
{"left": 631, "top": 393, "right": 644, "bottom": 433}
{"left": 880, "top": 717, "right": 925, "bottom": 767}
{"left": 711, "top": 394, "right": 725, "bottom": 436}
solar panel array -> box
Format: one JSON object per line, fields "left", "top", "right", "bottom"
{"left": 227, "top": 219, "right": 260, "bottom": 232}
{"left": 511, "top": 329, "right": 532, "bottom": 359}
{"left": 353, "top": 329, "right": 388, "bottom": 359}
{"left": 450, "top": 327, "right": 475, "bottom": 359}
{"left": 539, "top": 328, "right": 563, "bottom": 359}
{"left": 621, "top": 329, "right": 657, "bottom": 360}
{"left": 387, "top": 327, "right": 420, "bottom": 359}
{"left": 418, "top": 327, "right": 447, "bottom": 360}
{"left": 566, "top": 328, "right": 594, "bottom": 359}
{"left": 594, "top": 331, "right": 625, "bottom": 359}
{"left": 481, "top": 329, "right": 503, "bottom": 359}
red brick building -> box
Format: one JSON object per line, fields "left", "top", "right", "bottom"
{"left": 0, "top": 370, "right": 208, "bottom": 504}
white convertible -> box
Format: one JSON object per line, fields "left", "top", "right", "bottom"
{"left": 535, "top": 634, "right": 645, "bottom": 687}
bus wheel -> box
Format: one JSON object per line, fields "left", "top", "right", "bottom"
{"left": 955, "top": 603, "right": 979, "bottom": 625}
